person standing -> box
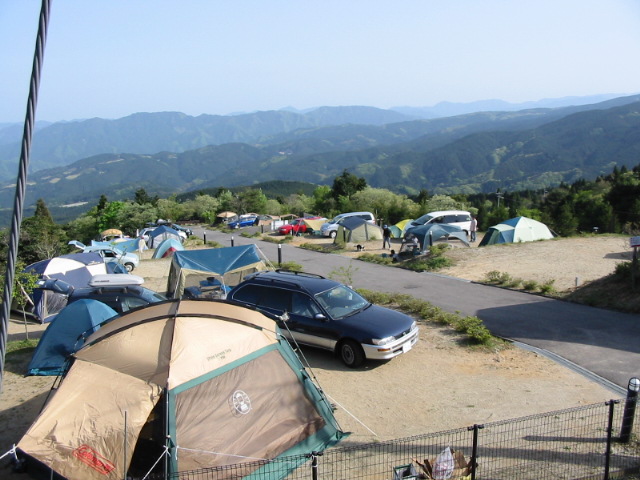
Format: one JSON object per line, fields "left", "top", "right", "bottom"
{"left": 382, "top": 224, "right": 392, "bottom": 249}
{"left": 470, "top": 215, "right": 478, "bottom": 242}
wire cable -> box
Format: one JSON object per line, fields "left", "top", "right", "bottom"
{"left": 0, "top": 0, "right": 52, "bottom": 393}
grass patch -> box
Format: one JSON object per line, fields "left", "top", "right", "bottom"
{"left": 5, "top": 338, "right": 38, "bottom": 367}
{"left": 357, "top": 289, "right": 501, "bottom": 349}
{"left": 260, "top": 235, "right": 292, "bottom": 244}
{"left": 6, "top": 338, "right": 38, "bottom": 355}
{"left": 299, "top": 242, "right": 344, "bottom": 254}
{"left": 356, "top": 244, "right": 454, "bottom": 272}
{"left": 276, "top": 261, "right": 303, "bottom": 272}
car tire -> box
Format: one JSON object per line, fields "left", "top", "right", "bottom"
{"left": 329, "top": 231, "right": 337, "bottom": 239}
{"left": 125, "top": 263, "right": 135, "bottom": 272}
{"left": 338, "top": 340, "right": 365, "bottom": 368}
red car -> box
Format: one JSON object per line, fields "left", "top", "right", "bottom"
{"left": 278, "top": 218, "right": 315, "bottom": 235}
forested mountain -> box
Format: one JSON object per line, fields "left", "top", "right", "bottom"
{"left": 0, "top": 107, "right": 414, "bottom": 181}
{"left": 1, "top": 95, "right": 636, "bottom": 184}
{"left": 3, "top": 97, "right": 640, "bottom": 218}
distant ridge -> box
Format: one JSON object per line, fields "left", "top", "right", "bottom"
{"left": 4, "top": 95, "right": 640, "bottom": 226}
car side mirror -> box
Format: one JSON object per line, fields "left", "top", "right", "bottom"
{"left": 314, "top": 313, "right": 328, "bottom": 322}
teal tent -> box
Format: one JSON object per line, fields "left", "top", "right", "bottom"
{"left": 479, "top": 216, "right": 555, "bottom": 246}
{"left": 27, "top": 299, "right": 118, "bottom": 376}
{"left": 152, "top": 237, "right": 184, "bottom": 259}
{"left": 405, "top": 223, "right": 469, "bottom": 250}
{"left": 167, "top": 245, "right": 273, "bottom": 298}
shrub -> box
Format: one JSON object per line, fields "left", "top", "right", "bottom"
{"left": 277, "top": 261, "right": 303, "bottom": 272}
{"left": 614, "top": 261, "right": 633, "bottom": 280}
{"left": 522, "top": 280, "right": 539, "bottom": 291}
{"left": 356, "top": 288, "right": 498, "bottom": 348}
{"left": 357, "top": 253, "right": 393, "bottom": 266}
{"left": 539, "top": 279, "right": 556, "bottom": 294}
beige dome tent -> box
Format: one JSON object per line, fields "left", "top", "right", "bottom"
{"left": 17, "top": 300, "right": 345, "bottom": 480}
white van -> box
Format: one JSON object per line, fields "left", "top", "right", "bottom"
{"left": 320, "top": 211, "right": 376, "bottom": 238}
{"left": 409, "top": 210, "right": 472, "bottom": 235}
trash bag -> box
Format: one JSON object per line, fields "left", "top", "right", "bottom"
{"left": 433, "top": 447, "right": 455, "bottom": 480}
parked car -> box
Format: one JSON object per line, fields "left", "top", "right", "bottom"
{"left": 320, "top": 212, "right": 376, "bottom": 239}
{"left": 409, "top": 210, "right": 472, "bottom": 236}
{"left": 69, "top": 240, "right": 139, "bottom": 272}
{"left": 171, "top": 223, "right": 193, "bottom": 237}
{"left": 228, "top": 214, "right": 258, "bottom": 229}
{"left": 227, "top": 270, "right": 419, "bottom": 367}
{"left": 37, "top": 274, "right": 167, "bottom": 316}
{"left": 278, "top": 217, "right": 320, "bottom": 235}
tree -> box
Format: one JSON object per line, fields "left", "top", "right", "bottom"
{"left": 20, "top": 199, "right": 67, "bottom": 264}
{"left": 350, "top": 187, "right": 419, "bottom": 225}
{"left": 4, "top": 262, "right": 40, "bottom": 340}
{"left": 157, "top": 196, "right": 185, "bottom": 223}
{"left": 331, "top": 170, "right": 367, "bottom": 201}
{"left": 96, "top": 201, "right": 125, "bottom": 233}
{"left": 234, "top": 188, "right": 268, "bottom": 214}
{"left": 134, "top": 188, "right": 159, "bottom": 206}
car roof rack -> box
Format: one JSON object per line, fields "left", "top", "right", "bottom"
{"left": 273, "top": 269, "right": 326, "bottom": 279}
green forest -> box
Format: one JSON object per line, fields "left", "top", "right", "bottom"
{"left": 2, "top": 162, "right": 640, "bottom": 271}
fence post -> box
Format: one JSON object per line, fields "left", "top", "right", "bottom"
{"left": 307, "top": 451, "right": 323, "bottom": 480}
{"left": 620, "top": 377, "right": 640, "bottom": 443}
{"left": 278, "top": 244, "right": 282, "bottom": 267}
{"left": 231, "top": 235, "right": 234, "bottom": 247}
{"left": 203, "top": 232, "right": 206, "bottom": 244}
{"left": 605, "top": 400, "right": 619, "bottom": 480}
{"left": 468, "top": 424, "right": 483, "bottom": 480}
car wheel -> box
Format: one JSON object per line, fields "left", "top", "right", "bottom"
{"left": 329, "top": 231, "right": 337, "bottom": 239}
{"left": 125, "top": 263, "right": 135, "bottom": 272}
{"left": 338, "top": 340, "right": 365, "bottom": 368}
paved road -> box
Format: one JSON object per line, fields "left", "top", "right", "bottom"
{"left": 197, "top": 227, "right": 640, "bottom": 393}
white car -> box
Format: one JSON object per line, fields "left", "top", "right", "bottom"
{"left": 320, "top": 211, "right": 376, "bottom": 238}
{"left": 69, "top": 240, "right": 140, "bottom": 272}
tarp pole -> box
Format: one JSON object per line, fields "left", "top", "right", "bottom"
{"left": 0, "top": 0, "right": 52, "bottom": 394}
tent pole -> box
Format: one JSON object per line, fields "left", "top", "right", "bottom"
{"left": 123, "top": 410, "right": 128, "bottom": 480}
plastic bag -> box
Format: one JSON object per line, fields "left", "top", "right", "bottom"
{"left": 433, "top": 446, "right": 455, "bottom": 480}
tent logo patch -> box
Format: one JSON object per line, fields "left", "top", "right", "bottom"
{"left": 230, "top": 390, "right": 252, "bottom": 415}
{"left": 73, "top": 444, "right": 115, "bottom": 474}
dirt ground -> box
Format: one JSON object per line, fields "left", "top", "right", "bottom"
{"left": 0, "top": 234, "right": 631, "bottom": 459}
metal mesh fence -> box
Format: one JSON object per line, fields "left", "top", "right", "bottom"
{"left": 167, "top": 398, "right": 639, "bottom": 480}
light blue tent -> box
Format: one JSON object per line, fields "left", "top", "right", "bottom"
{"left": 148, "top": 225, "right": 183, "bottom": 248}
{"left": 92, "top": 237, "right": 147, "bottom": 253}
{"left": 405, "top": 223, "right": 469, "bottom": 250}
{"left": 152, "top": 237, "right": 184, "bottom": 259}
{"left": 166, "top": 245, "right": 273, "bottom": 298}
{"left": 479, "top": 216, "right": 555, "bottom": 246}
{"left": 27, "top": 299, "right": 118, "bottom": 376}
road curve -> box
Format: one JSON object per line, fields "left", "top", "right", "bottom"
{"left": 196, "top": 227, "right": 640, "bottom": 392}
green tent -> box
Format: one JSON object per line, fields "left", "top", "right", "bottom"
{"left": 334, "top": 217, "right": 382, "bottom": 246}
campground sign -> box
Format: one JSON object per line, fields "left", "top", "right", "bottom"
{"left": 630, "top": 236, "right": 640, "bottom": 248}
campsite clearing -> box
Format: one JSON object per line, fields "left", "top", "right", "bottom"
{"left": 1, "top": 234, "right": 628, "bottom": 458}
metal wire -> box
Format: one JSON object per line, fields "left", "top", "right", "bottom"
{"left": 0, "top": 0, "right": 52, "bottom": 393}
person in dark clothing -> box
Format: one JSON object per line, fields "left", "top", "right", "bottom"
{"left": 382, "top": 225, "right": 392, "bottom": 249}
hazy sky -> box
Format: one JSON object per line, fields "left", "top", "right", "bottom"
{"left": 2, "top": 1, "right": 640, "bottom": 123}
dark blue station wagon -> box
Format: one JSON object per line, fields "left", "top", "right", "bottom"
{"left": 228, "top": 270, "right": 419, "bottom": 367}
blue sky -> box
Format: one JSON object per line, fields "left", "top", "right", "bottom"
{"left": 2, "top": 1, "right": 640, "bottom": 123}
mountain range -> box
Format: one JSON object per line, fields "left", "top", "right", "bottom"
{"left": 1, "top": 94, "right": 640, "bottom": 225}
